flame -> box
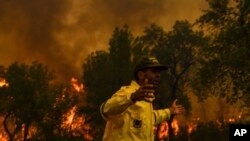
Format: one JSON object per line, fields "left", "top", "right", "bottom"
{"left": 186, "top": 117, "right": 199, "bottom": 134}
{"left": 0, "top": 78, "right": 9, "bottom": 87}
{"left": 0, "top": 135, "right": 8, "bottom": 141}
{"left": 171, "top": 119, "right": 179, "bottom": 135}
{"left": 158, "top": 122, "right": 169, "bottom": 140}
{"left": 63, "top": 106, "right": 77, "bottom": 127}
{"left": 61, "top": 106, "right": 93, "bottom": 140}
{"left": 238, "top": 111, "right": 242, "bottom": 119}
{"left": 60, "top": 78, "right": 93, "bottom": 140}
{"left": 158, "top": 118, "right": 180, "bottom": 140}
{"left": 187, "top": 122, "right": 197, "bottom": 134}
{"left": 71, "top": 77, "right": 84, "bottom": 92}
{"left": 84, "top": 134, "right": 93, "bottom": 141}
{"left": 228, "top": 117, "right": 236, "bottom": 123}
{"left": 226, "top": 112, "right": 243, "bottom": 123}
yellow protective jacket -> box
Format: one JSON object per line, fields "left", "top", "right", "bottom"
{"left": 100, "top": 80, "right": 171, "bottom": 141}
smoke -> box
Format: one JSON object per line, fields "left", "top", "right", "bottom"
{"left": 0, "top": 0, "right": 207, "bottom": 81}
{"left": 2, "top": 0, "right": 244, "bottom": 123}
{"left": 0, "top": 0, "right": 73, "bottom": 81}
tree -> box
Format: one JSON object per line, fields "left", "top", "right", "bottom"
{"left": 34, "top": 83, "right": 79, "bottom": 140}
{"left": 82, "top": 51, "right": 113, "bottom": 107}
{"left": 81, "top": 25, "right": 136, "bottom": 140}
{"left": 81, "top": 22, "right": 208, "bottom": 140}
{"left": 109, "top": 25, "right": 134, "bottom": 88}
{"left": 81, "top": 51, "right": 114, "bottom": 140}
{"left": 194, "top": 0, "right": 250, "bottom": 106}
{"left": 137, "top": 21, "right": 208, "bottom": 140}
{"left": 0, "top": 62, "right": 55, "bottom": 140}
{"left": 83, "top": 25, "right": 134, "bottom": 106}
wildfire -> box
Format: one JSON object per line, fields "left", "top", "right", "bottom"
{"left": 0, "top": 133, "right": 8, "bottom": 141}
{"left": 187, "top": 122, "right": 197, "bottom": 134}
{"left": 228, "top": 118, "right": 236, "bottom": 123}
{"left": 238, "top": 111, "right": 242, "bottom": 119}
{"left": 0, "top": 134, "right": 8, "bottom": 141}
{"left": 158, "top": 121, "right": 168, "bottom": 139}
{"left": 227, "top": 112, "right": 243, "bottom": 123}
{"left": 0, "top": 78, "right": 9, "bottom": 87}
{"left": 63, "top": 106, "right": 77, "bottom": 127}
{"left": 171, "top": 119, "right": 179, "bottom": 135}
{"left": 187, "top": 117, "right": 199, "bottom": 134}
{"left": 158, "top": 118, "right": 180, "bottom": 140}
{"left": 61, "top": 106, "right": 93, "bottom": 140}
{"left": 60, "top": 77, "right": 92, "bottom": 140}
{"left": 71, "top": 77, "right": 84, "bottom": 92}
{"left": 62, "top": 77, "right": 84, "bottom": 128}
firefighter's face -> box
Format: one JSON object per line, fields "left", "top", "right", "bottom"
{"left": 138, "top": 68, "right": 161, "bottom": 86}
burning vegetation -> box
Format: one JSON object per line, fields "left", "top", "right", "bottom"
{"left": 0, "top": 78, "right": 8, "bottom": 88}
{"left": 0, "top": 75, "right": 249, "bottom": 141}
{"left": 1, "top": 0, "right": 250, "bottom": 137}
{"left": 60, "top": 77, "right": 93, "bottom": 141}
{"left": 0, "top": 76, "right": 93, "bottom": 141}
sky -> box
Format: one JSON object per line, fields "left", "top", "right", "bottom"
{"left": 0, "top": 0, "right": 208, "bottom": 81}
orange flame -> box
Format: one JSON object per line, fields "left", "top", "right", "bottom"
{"left": 71, "top": 77, "right": 84, "bottom": 93}
{"left": 158, "top": 118, "right": 180, "bottom": 140}
{"left": 238, "top": 111, "right": 242, "bottom": 119}
{"left": 171, "top": 119, "right": 179, "bottom": 135}
{"left": 84, "top": 134, "right": 93, "bottom": 141}
{"left": 158, "top": 122, "right": 168, "bottom": 139}
{"left": 61, "top": 78, "right": 92, "bottom": 140}
{"left": 0, "top": 78, "right": 9, "bottom": 87}
{"left": 63, "top": 106, "right": 77, "bottom": 127}
{"left": 187, "top": 122, "right": 197, "bottom": 134}
{"left": 0, "top": 129, "right": 8, "bottom": 141}
{"left": 61, "top": 106, "right": 93, "bottom": 140}
{"left": 228, "top": 117, "right": 236, "bottom": 123}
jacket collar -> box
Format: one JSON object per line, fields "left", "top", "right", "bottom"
{"left": 131, "top": 80, "right": 140, "bottom": 89}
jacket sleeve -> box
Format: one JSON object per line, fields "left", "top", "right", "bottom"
{"left": 153, "top": 109, "right": 171, "bottom": 125}
{"left": 100, "top": 87, "right": 134, "bottom": 120}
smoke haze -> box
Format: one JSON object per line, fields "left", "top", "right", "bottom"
{"left": 0, "top": 0, "right": 207, "bottom": 81}
{"left": 1, "top": 0, "right": 245, "bottom": 124}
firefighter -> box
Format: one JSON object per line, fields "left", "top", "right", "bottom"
{"left": 100, "top": 56, "right": 185, "bottom": 141}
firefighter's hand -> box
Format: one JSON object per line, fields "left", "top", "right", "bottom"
{"left": 169, "top": 99, "right": 185, "bottom": 115}
{"left": 130, "top": 79, "right": 156, "bottom": 103}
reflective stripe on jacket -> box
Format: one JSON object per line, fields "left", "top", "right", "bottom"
{"left": 100, "top": 80, "right": 171, "bottom": 141}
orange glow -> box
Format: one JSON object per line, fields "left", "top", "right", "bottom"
{"left": 187, "top": 117, "right": 199, "bottom": 134}
{"left": 0, "top": 78, "right": 9, "bottom": 87}
{"left": 0, "top": 131, "right": 8, "bottom": 141}
{"left": 71, "top": 77, "right": 84, "bottom": 93}
{"left": 60, "top": 78, "right": 92, "bottom": 140}
{"left": 61, "top": 106, "right": 93, "bottom": 140}
{"left": 84, "top": 134, "right": 93, "bottom": 141}
{"left": 171, "top": 119, "right": 180, "bottom": 135}
{"left": 238, "top": 111, "right": 242, "bottom": 119}
{"left": 158, "top": 118, "right": 180, "bottom": 140}
{"left": 63, "top": 106, "right": 77, "bottom": 127}
{"left": 158, "top": 121, "right": 168, "bottom": 140}
{"left": 228, "top": 117, "right": 236, "bottom": 123}
{"left": 227, "top": 112, "right": 243, "bottom": 123}
{"left": 187, "top": 122, "right": 197, "bottom": 134}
